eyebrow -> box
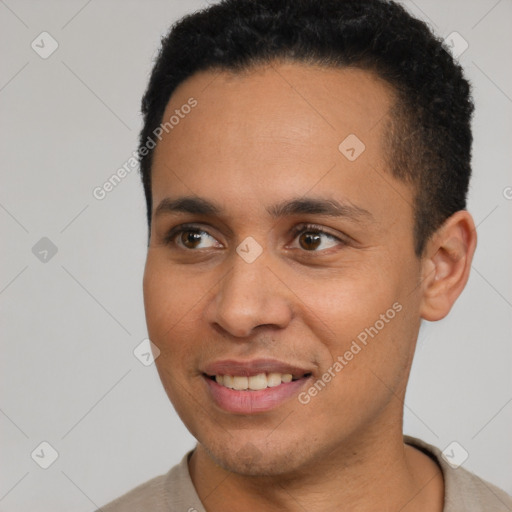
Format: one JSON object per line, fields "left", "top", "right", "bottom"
{"left": 154, "top": 195, "right": 373, "bottom": 222}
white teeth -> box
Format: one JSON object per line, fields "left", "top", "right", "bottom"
{"left": 223, "top": 375, "right": 234, "bottom": 389}
{"left": 267, "top": 373, "right": 282, "bottom": 387}
{"left": 248, "top": 373, "right": 267, "bottom": 390}
{"left": 232, "top": 376, "right": 248, "bottom": 390}
{"left": 213, "top": 372, "right": 299, "bottom": 390}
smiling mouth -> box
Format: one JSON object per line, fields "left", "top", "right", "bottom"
{"left": 205, "top": 372, "right": 312, "bottom": 391}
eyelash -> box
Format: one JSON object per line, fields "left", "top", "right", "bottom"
{"left": 163, "top": 222, "right": 346, "bottom": 252}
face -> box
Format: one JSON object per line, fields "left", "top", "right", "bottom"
{"left": 143, "top": 62, "right": 424, "bottom": 476}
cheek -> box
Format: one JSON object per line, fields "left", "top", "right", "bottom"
{"left": 143, "top": 254, "right": 224, "bottom": 375}
{"left": 143, "top": 254, "right": 201, "bottom": 333}
{"left": 333, "top": 278, "right": 419, "bottom": 394}
{"left": 291, "top": 261, "right": 417, "bottom": 389}
{"left": 292, "top": 263, "right": 402, "bottom": 342}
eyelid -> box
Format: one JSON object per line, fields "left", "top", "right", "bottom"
{"left": 288, "top": 222, "right": 348, "bottom": 245}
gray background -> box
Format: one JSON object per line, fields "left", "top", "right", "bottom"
{"left": 1, "top": 0, "right": 511, "bottom": 510}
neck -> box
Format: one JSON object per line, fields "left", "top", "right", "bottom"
{"left": 188, "top": 425, "right": 444, "bottom": 512}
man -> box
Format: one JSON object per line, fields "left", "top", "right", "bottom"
{"left": 100, "top": 0, "right": 512, "bottom": 510}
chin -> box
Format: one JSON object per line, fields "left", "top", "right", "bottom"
{"left": 202, "top": 436, "right": 310, "bottom": 477}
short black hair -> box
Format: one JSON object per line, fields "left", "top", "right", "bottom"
{"left": 138, "top": 0, "right": 474, "bottom": 256}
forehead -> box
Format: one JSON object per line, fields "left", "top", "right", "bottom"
{"left": 150, "top": 62, "right": 410, "bottom": 226}
{"left": 154, "top": 62, "right": 394, "bottom": 156}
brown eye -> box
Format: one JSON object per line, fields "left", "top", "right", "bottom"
{"left": 180, "top": 230, "right": 203, "bottom": 249}
{"left": 290, "top": 225, "right": 343, "bottom": 252}
{"left": 164, "top": 225, "right": 221, "bottom": 250}
{"left": 298, "top": 232, "right": 322, "bottom": 251}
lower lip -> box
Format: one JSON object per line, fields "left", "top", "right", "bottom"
{"left": 204, "top": 376, "right": 310, "bottom": 414}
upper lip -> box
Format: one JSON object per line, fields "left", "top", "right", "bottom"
{"left": 202, "top": 358, "right": 313, "bottom": 378}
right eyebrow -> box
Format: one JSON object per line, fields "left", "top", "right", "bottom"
{"left": 154, "top": 196, "right": 222, "bottom": 218}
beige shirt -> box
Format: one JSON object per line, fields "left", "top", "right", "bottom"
{"left": 99, "top": 436, "right": 512, "bottom": 511}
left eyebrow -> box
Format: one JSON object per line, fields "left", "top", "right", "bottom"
{"left": 266, "top": 197, "right": 374, "bottom": 222}
{"left": 154, "top": 195, "right": 373, "bottom": 223}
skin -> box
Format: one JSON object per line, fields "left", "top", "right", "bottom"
{"left": 143, "top": 62, "right": 477, "bottom": 511}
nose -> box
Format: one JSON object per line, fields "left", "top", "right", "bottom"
{"left": 205, "top": 252, "right": 294, "bottom": 338}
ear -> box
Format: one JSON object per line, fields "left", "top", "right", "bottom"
{"left": 419, "top": 210, "right": 477, "bottom": 321}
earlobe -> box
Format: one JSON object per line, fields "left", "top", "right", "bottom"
{"left": 419, "top": 210, "right": 477, "bottom": 321}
